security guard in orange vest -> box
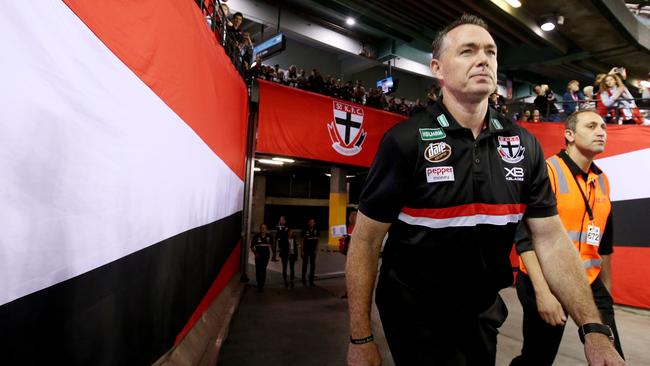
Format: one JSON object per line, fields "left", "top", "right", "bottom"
{"left": 510, "top": 110, "right": 624, "bottom": 365}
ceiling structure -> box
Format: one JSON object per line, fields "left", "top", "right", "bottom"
{"left": 263, "top": 0, "right": 650, "bottom": 87}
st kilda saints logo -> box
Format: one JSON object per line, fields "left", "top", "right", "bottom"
{"left": 327, "top": 101, "right": 367, "bottom": 156}
{"left": 424, "top": 142, "right": 452, "bottom": 163}
{"left": 497, "top": 135, "right": 525, "bottom": 164}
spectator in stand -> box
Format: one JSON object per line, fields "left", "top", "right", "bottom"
{"left": 488, "top": 91, "right": 500, "bottom": 110}
{"left": 366, "top": 88, "right": 382, "bottom": 109}
{"left": 531, "top": 109, "right": 541, "bottom": 123}
{"left": 308, "top": 69, "right": 324, "bottom": 94}
{"left": 515, "top": 109, "right": 531, "bottom": 122}
{"left": 287, "top": 65, "right": 298, "bottom": 86}
{"left": 563, "top": 80, "right": 585, "bottom": 115}
{"left": 534, "top": 84, "right": 560, "bottom": 122}
{"left": 640, "top": 72, "right": 650, "bottom": 100}
{"left": 499, "top": 104, "right": 509, "bottom": 117}
{"left": 398, "top": 97, "right": 409, "bottom": 115}
{"left": 353, "top": 80, "right": 366, "bottom": 104}
{"left": 582, "top": 86, "right": 596, "bottom": 110}
{"left": 340, "top": 81, "right": 354, "bottom": 101}
{"left": 240, "top": 32, "right": 254, "bottom": 70}
{"left": 297, "top": 69, "right": 308, "bottom": 90}
{"left": 600, "top": 73, "right": 640, "bottom": 124}
{"left": 427, "top": 85, "right": 438, "bottom": 105}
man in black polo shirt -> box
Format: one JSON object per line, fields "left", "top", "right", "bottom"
{"left": 345, "top": 14, "right": 625, "bottom": 366}
{"left": 301, "top": 219, "right": 319, "bottom": 287}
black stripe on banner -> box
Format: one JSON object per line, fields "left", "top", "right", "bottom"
{"left": 613, "top": 198, "right": 650, "bottom": 247}
{"left": 0, "top": 211, "right": 242, "bottom": 365}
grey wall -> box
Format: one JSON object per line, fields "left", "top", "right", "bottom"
{"left": 345, "top": 66, "right": 434, "bottom": 102}
{"left": 265, "top": 37, "right": 342, "bottom": 77}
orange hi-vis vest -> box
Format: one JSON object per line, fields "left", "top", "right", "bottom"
{"left": 519, "top": 154, "right": 611, "bottom": 284}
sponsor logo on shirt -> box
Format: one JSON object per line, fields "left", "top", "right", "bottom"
{"left": 504, "top": 166, "right": 525, "bottom": 181}
{"left": 426, "top": 166, "right": 455, "bottom": 183}
{"left": 497, "top": 135, "right": 525, "bottom": 164}
{"left": 419, "top": 128, "right": 446, "bottom": 141}
{"left": 424, "top": 142, "right": 452, "bottom": 163}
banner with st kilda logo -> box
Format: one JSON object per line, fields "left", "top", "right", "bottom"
{"left": 256, "top": 80, "right": 405, "bottom": 167}
{"left": 327, "top": 101, "right": 367, "bottom": 156}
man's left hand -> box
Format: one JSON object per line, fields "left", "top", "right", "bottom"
{"left": 584, "top": 333, "right": 625, "bottom": 366}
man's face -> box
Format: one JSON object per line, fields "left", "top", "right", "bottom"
{"left": 566, "top": 112, "right": 607, "bottom": 156}
{"left": 431, "top": 24, "right": 497, "bottom": 102}
{"left": 260, "top": 224, "right": 267, "bottom": 234}
{"left": 308, "top": 220, "right": 315, "bottom": 228}
{"left": 532, "top": 110, "right": 540, "bottom": 121}
{"left": 233, "top": 15, "right": 243, "bottom": 28}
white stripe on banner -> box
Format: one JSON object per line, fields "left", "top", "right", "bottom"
{"left": 0, "top": 2, "right": 243, "bottom": 305}
{"left": 595, "top": 148, "right": 650, "bottom": 201}
{"left": 398, "top": 212, "right": 524, "bottom": 229}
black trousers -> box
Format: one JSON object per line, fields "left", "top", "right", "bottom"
{"left": 375, "top": 269, "right": 508, "bottom": 366}
{"left": 510, "top": 272, "right": 624, "bottom": 366}
{"left": 254, "top": 253, "right": 270, "bottom": 289}
{"left": 301, "top": 244, "right": 317, "bottom": 283}
{"left": 280, "top": 253, "right": 297, "bottom": 283}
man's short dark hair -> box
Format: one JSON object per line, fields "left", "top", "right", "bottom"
{"left": 233, "top": 12, "right": 243, "bottom": 19}
{"left": 431, "top": 14, "right": 488, "bottom": 60}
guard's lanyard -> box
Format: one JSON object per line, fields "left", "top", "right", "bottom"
{"left": 572, "top": 173, "right": 594, "bottom": 221}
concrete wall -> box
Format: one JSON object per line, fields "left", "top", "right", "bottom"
{"left": 265, "top": 37, "right": 342, "bottom": 78}
{"left": 346, "top": 66, "right": 434, "bottom": 102}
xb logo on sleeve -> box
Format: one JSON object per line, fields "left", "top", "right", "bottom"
{"left": 504, "top": 167, "right": 524, "bottom": 181}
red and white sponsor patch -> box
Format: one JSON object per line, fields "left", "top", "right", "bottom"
{"left": 426, "top": 166, "right": 455, "bottom": 183}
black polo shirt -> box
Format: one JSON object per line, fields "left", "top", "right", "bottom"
{"left": 515, "top": 150, "right": 613, "bottom": 256}
{"left": 359, "top": 100, "right": 557, "bottom": 312}
{"left": 251, "top": 234, "right": 272, "bottom": 256}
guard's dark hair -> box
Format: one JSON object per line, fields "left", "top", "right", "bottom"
{"left": 431, "top": 14, "right": 488, "bottom": 59}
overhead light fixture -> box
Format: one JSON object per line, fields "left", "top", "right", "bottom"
{"left": 539, "top": 14, "right": 561, "bottom": 32}
{"left": 325, "top": 173, "right": 332, "bottom": 177}
{"left": 346, "top": 175, "right": 355, "bottom": 178}
{"left": 272, "top": 157, "right": 295, "bottom": 163}
{"left": 540, "top": 18, "right": 555, "bottom": 31}
{"left": 253, "top": 167, "right": 261, "bottom": 172}
{"left": 504, "top": 0, "right": 522, "bottom": 8}
{"left": 258, "top": 159, "right": 284, "bottom": 165}
{"left": 346, "top": 17, "right": 355, "bottom": 26}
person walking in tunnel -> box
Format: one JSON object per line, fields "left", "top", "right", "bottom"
{"left": 301, "top": 219, "right": 319, "bottom": 287}
{"left": 510, "top": 110, "right": 624, "bottom": 365}
{"left": 276, "top": 215, "right": 290, "bottom": 286}
{"left": 345, "top": 14, "right": 625, "bottom": 366}
{"left": 251, "top": 223, "right": 272, "bottom": 293}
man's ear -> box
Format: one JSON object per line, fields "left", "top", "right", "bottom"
{"left": 565, "top": 129, "right": 575, "bottom": 144}
{"left": 430, "top": 58, "right": 443, "bottom": 81}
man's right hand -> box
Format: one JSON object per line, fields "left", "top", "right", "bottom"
{"left": 347, "top": 342, "right": 381, "bottom": 366}
{"left": 584, "top": 333, "right": 626, "bottom": 365}
{"left": 535, "top": 291, "right": 567, "bottom": 326}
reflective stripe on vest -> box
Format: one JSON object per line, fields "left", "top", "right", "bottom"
{"left": 584, "top": 258, "right": 602, "bottom": 269}
{"left": 548, "top": 156, "right": 569, "bottom": 194}
{"left": 567, "top": 230, "right": 600, "bottom": 246}
{"left": 597, "top": 174, "right": 606, "bottom": 195}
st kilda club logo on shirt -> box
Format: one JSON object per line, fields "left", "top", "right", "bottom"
{"left": 327, "top": 101, "right": 367, "bottom": 156}
{"left": 497, "top": 135, "right": 525, "bottom": 164}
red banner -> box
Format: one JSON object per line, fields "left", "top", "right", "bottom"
{"left": 257, "top": 80, "right": 405, "bottom": 167}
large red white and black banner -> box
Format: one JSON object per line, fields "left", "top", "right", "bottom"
{"left": 522, "top": 122, "right": 650, "bottom": 309}
{"left": 257, "top": 80, "right": 406, "bottom": 167}
{"left": 0, "top": 1, "right": 247, "bottom": 364}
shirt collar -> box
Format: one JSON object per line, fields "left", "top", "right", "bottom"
{"left": 428, "top": 97, "right": 514, "bottom": 133}
{"left": 558, "top": 150, "right": 602, "bottom": 178}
